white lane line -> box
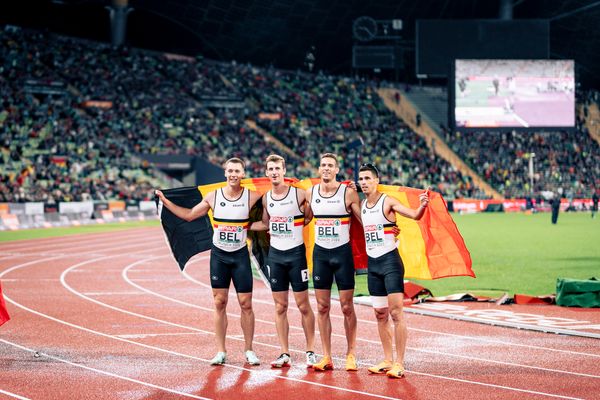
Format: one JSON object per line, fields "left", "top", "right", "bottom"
{"left": 129, "top": 262, "right": 600, "bottom": 380}
{"left": 0, "top": 388, "right": 30, "bottom": 400}
{"left": 0, "top": 238, "right": 166, "bottom": 259}
{"left": 181, "top": 264, "right": 600, "bottom": 359}
{"left": 3, "top": 246, "right": 587, "bottom": 400}
{"left": 0, "top": 237, "right": 165, "bottom": 276}
{"left": 3, "top": 291, "right": 400, "bottom": 400}
{"left": 407, "top": 326, "right": 600, "bottom": 359}
{"left": 83, "top": 292, "right": 145, "bottom": 296}
{"left": 62, "top": 258, "right": 587, "bottom": 400}
{"left": 0, "top": 338, "right": 212, "bottom": 400}
{"left": 116, "top": 332, "right": 204, "bottom": 339}
{"left": 59, "top": 255, "right": 408, "bottom": 399}
{"left": 0, "top": 229, "right": 156, "bottom": 251}
{"left": 513, "top": 112, "right": 530, "bottom": 127}
{"left": 4, "top": 234, "right": 593, "bottom": 400}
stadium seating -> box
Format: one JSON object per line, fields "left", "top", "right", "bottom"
{"left": 2, "top": 26, "right": 597, "bottom": 204}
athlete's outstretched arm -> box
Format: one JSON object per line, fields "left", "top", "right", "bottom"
{"left": 155, "top": 189, "right": 213, "bottom": 222}
{"left": 389, "top": 191, "right": 429, "bottom": 220}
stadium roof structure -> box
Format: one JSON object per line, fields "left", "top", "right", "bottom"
{"left": 2, "top": 0, "right": 600, "bottom": 88}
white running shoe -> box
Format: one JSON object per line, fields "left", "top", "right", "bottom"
{"left": 245, "top": 350, "right": 260, "bottom": 366}
{"left": 306, "top": 351, "right": 317, "bottom": 368}
{"left": 210, "top": 352, "right": 227, "bottom": 366}
{"left": 270, "top": 353, "right": 291, "bottom": 368}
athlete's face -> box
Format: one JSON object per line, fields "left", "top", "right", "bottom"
{"left": 358, "top": 170, "right": 378, "bottom": 195}
{"left": 224, "top": 162, "right": 245, "bottom": 186}
{"left": 319, "top": 157, "right": 339, "bottom": 182}
{"left": 265, "top": 161, "right": 285, "bottom": 185}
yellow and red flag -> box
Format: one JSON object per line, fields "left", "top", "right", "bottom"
{"left": 295, "top": 179, "right": 473, "bottom": 280}
{"left": 378, "top": 184, "right": 474, "bottom": 279}
{"left": 159, "top": 178, "right": 473, "bottom": 280}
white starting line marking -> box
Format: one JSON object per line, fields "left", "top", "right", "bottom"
{"left": 84, "top": 292, "right": 145, "bottom": 296}
{"left": 116, "top": 332, "right": 206, "bottom": 339}
{"left": 408, "top": 303, "right": 600, "bottom": 338}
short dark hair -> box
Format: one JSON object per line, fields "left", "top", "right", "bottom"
{"left": 359, "top": 163, "right": 379, "bottom": 178}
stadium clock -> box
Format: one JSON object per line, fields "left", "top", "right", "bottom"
{"left": 353, "top": 16, "right": 377, "bottom": 42}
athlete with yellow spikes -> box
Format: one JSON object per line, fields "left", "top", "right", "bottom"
{"left": 357, "top": 163, "right": 429, "bottom": 378}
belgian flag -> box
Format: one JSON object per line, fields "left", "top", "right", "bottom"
{"left": 157, "top": 178, "right": 474, "bottom": 280}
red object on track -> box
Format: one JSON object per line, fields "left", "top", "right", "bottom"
{"left": 0, "top": 280, "right": 9, "bottom": 326}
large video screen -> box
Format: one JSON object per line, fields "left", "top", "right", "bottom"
{"left": 452, "top": 59, "right": 575, "bottom": 129}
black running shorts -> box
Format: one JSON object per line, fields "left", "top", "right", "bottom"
{"left": 267, "top": 244, "right": 309, "bottom": 292}
{"left": 312, "top": 242, "right": 355, "bottom": 291}
{"left": 209, "top": 245, "right": 252, "bottom": 293}
{"left": 367, "top": 249, "right": 405, "bottom": 297}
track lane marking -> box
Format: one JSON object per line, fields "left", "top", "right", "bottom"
{"left": 0, "top": 339, "right": 212, "bottom": 400}
{"left": 126, "top": 260, "right": 600, "bottom": 380}
{"left": 4, "top": 249, "right": 400, "bottom": 400}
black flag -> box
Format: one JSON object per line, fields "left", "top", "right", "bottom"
{"left": 156, "top": 185, "right": 271, "bottom": 279}
{"left": 155, "top": 186, "right": 213, "bottom": 271}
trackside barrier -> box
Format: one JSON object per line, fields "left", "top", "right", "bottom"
{"left": 0, "top": 201, "right": 158, "bottom": 231}
{"left": 451, "top": 198, "right": 594, "bottom": 213}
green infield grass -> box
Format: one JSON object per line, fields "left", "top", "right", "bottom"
{"left": 355, "top": 212, "right": 600, "bottom": 297}
{"left": 2, "top": 213, "right": 598, "bottom": 297}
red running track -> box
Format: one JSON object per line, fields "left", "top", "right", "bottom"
{"left": 0, "top": 227, "right": 598, "bottom": 400}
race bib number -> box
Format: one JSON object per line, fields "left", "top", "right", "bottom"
{"left": 217, "top": 225, "right": 244, "bottom": 246}
{"left": 270, "top": 216, "right": 295, "bottom": 239}
{"left": 316, "top": 219, "right": 341, "bottom": 243}
{"left": 364, "top": 224, "right": 385, "bottom": 248}
{"left": 301, "top": 269, "right": 309, "bottom": 282}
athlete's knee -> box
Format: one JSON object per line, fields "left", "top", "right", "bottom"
{"left": 274, "top": 301, "right": 288, "bottom": 316}
{"left": 213, "top": 295, "right": 228, "bottom": 312}
{"left": 373, "top": 307, "right": 389, "bottom": 322}
{"left": 297, "top": 301, "right": 312, "bottom": 316}
{"left": 316, "top": 301, "right": 330, "bottom": 315}
{"left": 340, "top": 301, "right": 355, "bottom": 317}
{"left": 389, "top": 306, "right": 404, "bottom": 323}
{"left": 238, "top": 297, "right": 253, "bottom": 314}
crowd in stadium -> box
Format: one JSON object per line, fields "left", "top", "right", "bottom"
{"left": 1, "top": 26, "right": 598, "bottom": 204}
{"left": 446, "top": 127, "right": 599, "bottom": 199}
